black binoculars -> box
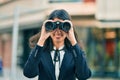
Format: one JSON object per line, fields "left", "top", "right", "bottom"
{"left": 45, "top": 21, "right": 71, "bottom": 32}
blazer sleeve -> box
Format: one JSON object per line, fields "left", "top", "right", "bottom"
{"left": 72, "top": 43, "right": 91, "bottom": 80}
{"left": 23, "top": 45, "right": 43, "bottom": 78}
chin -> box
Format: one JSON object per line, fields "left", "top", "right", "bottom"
{"left": 55, "top": 40, "right": 62, "bottom": 43}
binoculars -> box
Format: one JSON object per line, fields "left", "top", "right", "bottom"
{"left": 45, "top": 21, "right": 71, "bottom": 32}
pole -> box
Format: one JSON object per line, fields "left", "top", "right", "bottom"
{"left": 11, "top": 7, "right": 20, "bottom": 80}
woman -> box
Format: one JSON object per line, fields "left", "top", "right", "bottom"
{"left": 23, "top": 9, "right": 91, "bottom": 80}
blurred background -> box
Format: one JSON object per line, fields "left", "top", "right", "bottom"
{"left": 0, "top": 0, "right": 120, "bottom": 80}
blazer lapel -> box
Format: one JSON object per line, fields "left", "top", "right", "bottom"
{"left": 59, "top": 49, "right": 73, "bottom": 80}
{"left": 41, "top": 51, "right": 55, "bottom": 80}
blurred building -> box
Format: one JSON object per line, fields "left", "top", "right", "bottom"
{"left": 93, "top": 0, "right": 120, "bottom": 78}
{"left": 0, "top": 0, "right": 119, "bottom": 79}
{"left": 0, "top": 0, "right": 48, "bottom": 78}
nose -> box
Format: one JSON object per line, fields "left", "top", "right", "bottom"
{"left": 56, "top": 27, "right": 60, "bottom": 30}
{"left": 54, "top": 28, "right": 61, "bottom": 34}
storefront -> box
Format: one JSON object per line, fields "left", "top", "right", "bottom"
{"left": 74, "top": 26, "right": 120, "bottom": 78}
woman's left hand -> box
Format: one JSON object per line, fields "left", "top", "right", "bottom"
{"left": 64, "top": 20, "right": 77, "bottom": 46}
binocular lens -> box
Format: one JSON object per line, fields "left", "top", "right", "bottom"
{"left": 62, "top": 22, "right": 71, "bottom": 32}
{"left": 45, "top": 22, "right": 54, "bottom": 31}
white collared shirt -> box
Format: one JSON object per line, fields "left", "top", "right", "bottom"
{"left": 50, "top": 45, "right": 65, "bottom": 80}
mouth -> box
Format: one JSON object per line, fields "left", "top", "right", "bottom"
{"left": 52, "top": 33, "right": 62, "bottom": 40}
{"left": 54, "top": 33, "right": 62, "bottom": 39}
{"left": 56, "top": 36, "right": 61, "bottom": 39}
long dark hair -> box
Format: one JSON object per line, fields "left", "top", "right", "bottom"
{"left": 29, "top": 9, "right": 79, "bottom": 51}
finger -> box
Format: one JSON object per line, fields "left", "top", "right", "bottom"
{"left": 41, "top": 25, "right": 45, "bottom": 33}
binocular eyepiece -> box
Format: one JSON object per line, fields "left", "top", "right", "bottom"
{"left": 45, "top": 21, "right": 71, "bottom": 32}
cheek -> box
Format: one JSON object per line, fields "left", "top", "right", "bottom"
{"left": 61, "top": 33, "right": 67, "bottom": 39}
{"left": 62, "top": 31, "right": 67, "bottom": 36}
{"left": 63, "top": 34, "right": 67, "bottom": 38}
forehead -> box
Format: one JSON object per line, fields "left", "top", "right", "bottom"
{"left": 53, "top": 18, "right": 64, "bottom": 22}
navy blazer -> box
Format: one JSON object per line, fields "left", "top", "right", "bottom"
{"left": 23, "top": 43, "right": 91, "bottom": 80}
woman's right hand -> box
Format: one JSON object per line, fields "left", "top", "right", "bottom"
{"left": 37, "top": 20, "right": 53, "bottom": 46}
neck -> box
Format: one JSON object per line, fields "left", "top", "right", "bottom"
{"left": 53, "top": 41, "right": 64, "bottom": 49}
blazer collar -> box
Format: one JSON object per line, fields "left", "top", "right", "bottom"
{"left": 41, "top": 48, "right": 73, "bottom": 80}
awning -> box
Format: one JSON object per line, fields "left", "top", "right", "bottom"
{"left": 0, "top": 0, "right": 49, "bottom": 33}
{"left": 46, "top": 2, "right": 96, "bottom": 16}
{"left": 97, "top": 21, "right": 120, "bottom": 28}
{"left": 72, "top": 19, "right": 120, "bottom": 28}
{"left": 72, "top": 19, "right": 98, "bottom": 27}
{"left": 0, "top": 12, "right": 47, "bottom": 33}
